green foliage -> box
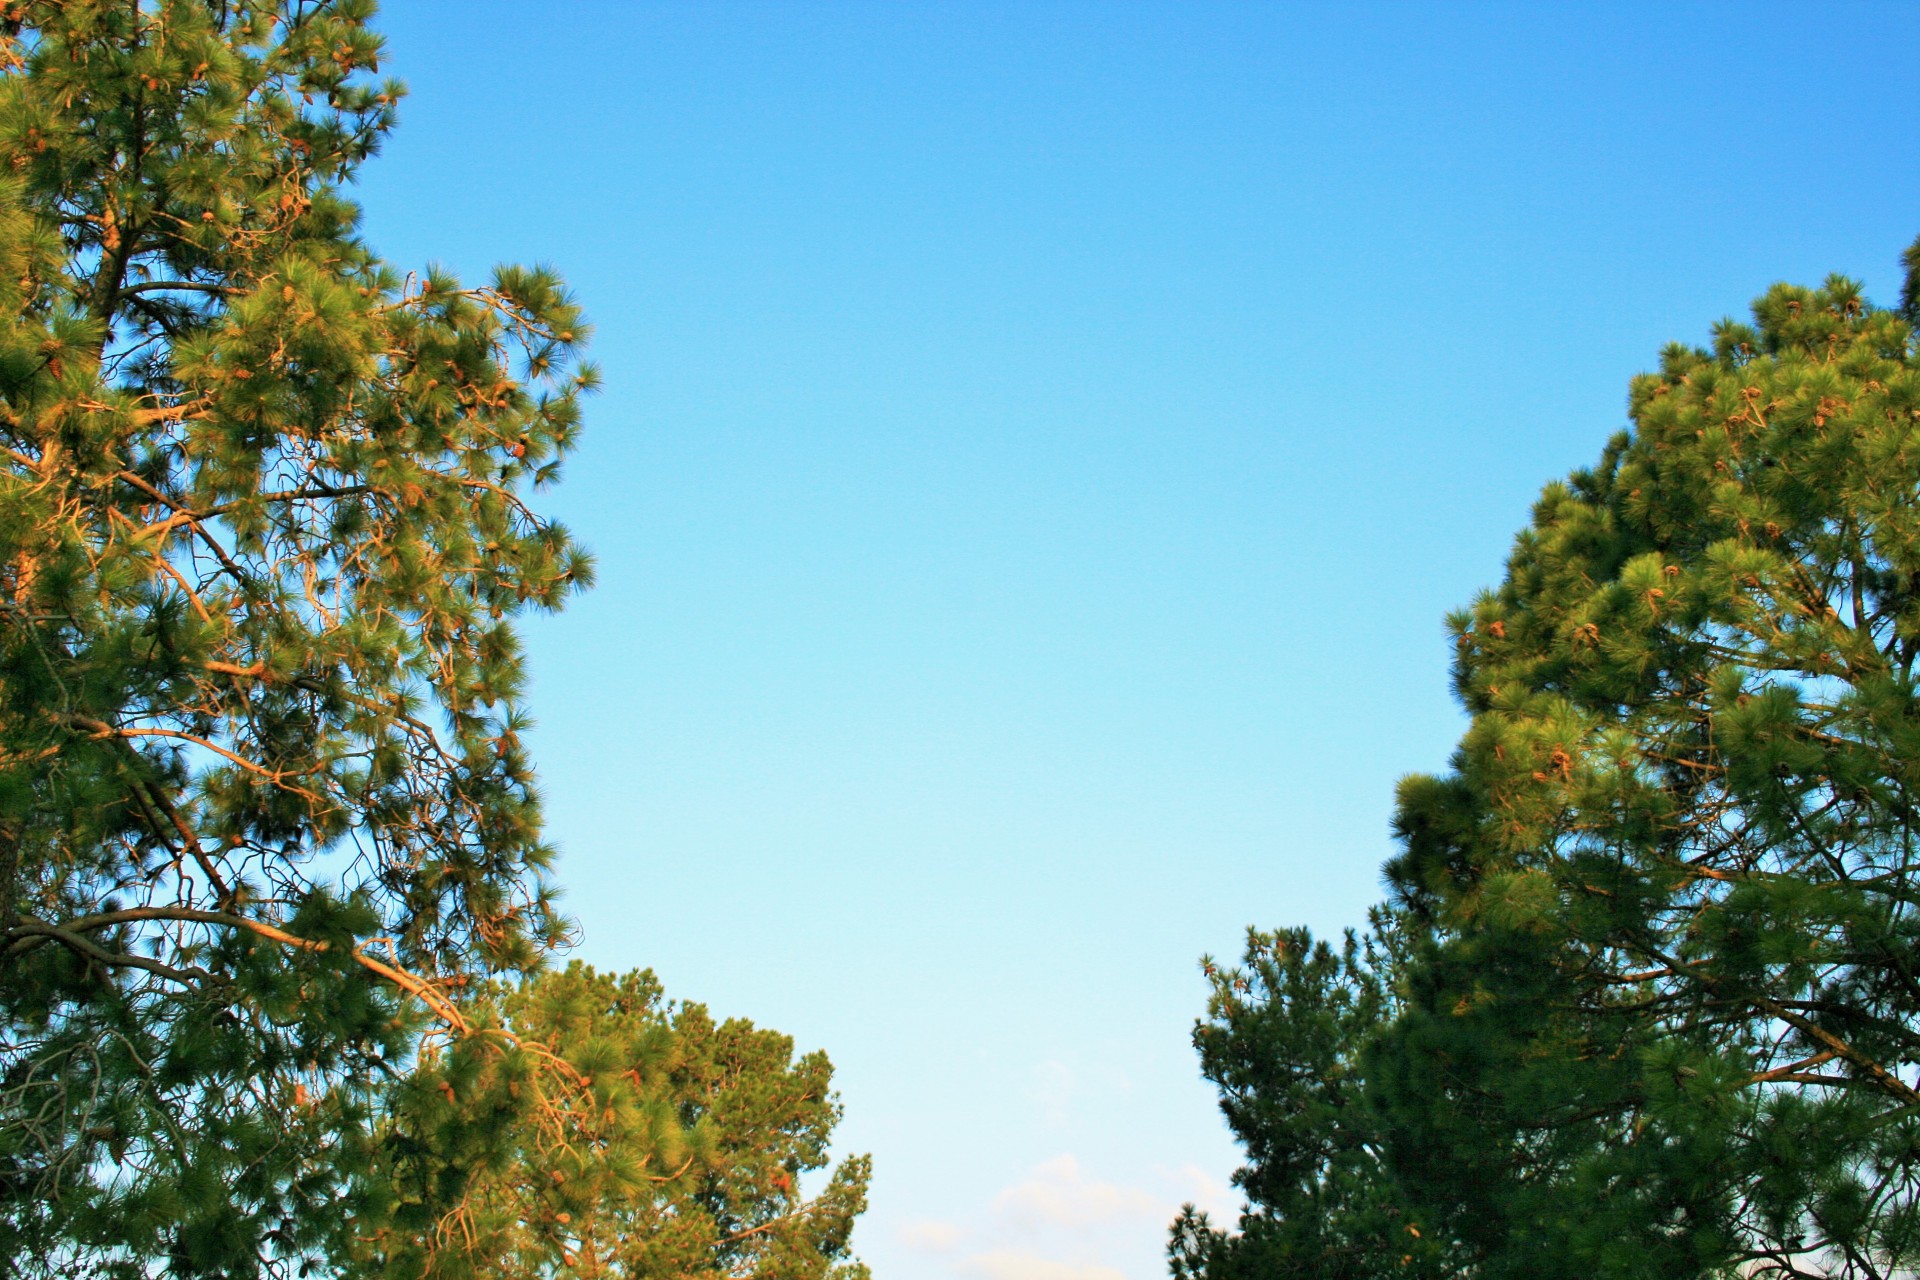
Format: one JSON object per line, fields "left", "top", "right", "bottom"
{"left": 1168, "top": 911, "right": 1461, "bottom": 1280}
{"left": 0, "top": 3, "right": 594, "bottom": 1274}
{"left": 364, "top": 963, "right": 870, "bottom": 1280}
{"left": 1382, "top": 243, "right": 1920, "bottom": 1278}
{"left": 1181, "top": 238, "right": 1920, "bottom": 1279}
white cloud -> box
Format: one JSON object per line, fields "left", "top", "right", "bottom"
{"left": 959, "top": 1250, "right": 1129, "bottom": 1280}
{"left": 991, "top": 1154, "right": 1163, "bottom": 1232}
{"left": 899, "top": 1219, "right": 965, "bottom": 1253}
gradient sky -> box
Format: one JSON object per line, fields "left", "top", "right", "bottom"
{"left": 356, "top": 5, "right": 1920, "bottom": 1277}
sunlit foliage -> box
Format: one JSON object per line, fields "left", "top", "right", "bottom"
{"left": 0, "top": 3, "right": 593, "bottom": 1273}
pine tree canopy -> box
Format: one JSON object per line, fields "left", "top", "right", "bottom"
{"left": 0, "top": 3, "right": 596, "bottom": 1274}
{"left": 1179, "top": 239, "right": 1920, "bottom": 1280}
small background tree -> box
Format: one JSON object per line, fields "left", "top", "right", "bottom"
{"left": 368, "top": 963, "right": 871, "bottom": 1280}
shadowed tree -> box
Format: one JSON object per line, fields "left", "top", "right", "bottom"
{"left": 1168, "top": 910, "right": 1464, "bottom": 1280}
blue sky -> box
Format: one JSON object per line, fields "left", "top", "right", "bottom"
{"left": 359, "top": 4, "right": 1920, "bottom": 1276}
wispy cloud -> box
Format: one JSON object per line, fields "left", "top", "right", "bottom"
{"left": 959, "top": 1250, "right": 1130, "bottom": 1280}
{"left": 900, "top": 1219, "right": 965, "bottom": 1254}
{"left": 992, "top": 1154, "right": 1162, "bottom": 1232}
{"left": 902, "top": 1154, "right": 1235, "bottom": 1279}
{"left": 1163, "top": 1162, "right": 1239, "bottom": 1224}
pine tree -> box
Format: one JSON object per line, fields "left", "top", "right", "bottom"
{"left": 365, "top": 963, "right": 871, "bottom": 1280}
{"left": 0, "top": 4, "right": 593, "bottom": 1274}
{"left": 1378, "top": 240, "right": 1920, "bottom": 1277}
{"left": 1181, "top": 238, "right": 1920, "bottom": 1279}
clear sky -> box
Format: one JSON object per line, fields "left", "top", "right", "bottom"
{"left": 357, "top": 4, "right": 1920, "bottom": 1277}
